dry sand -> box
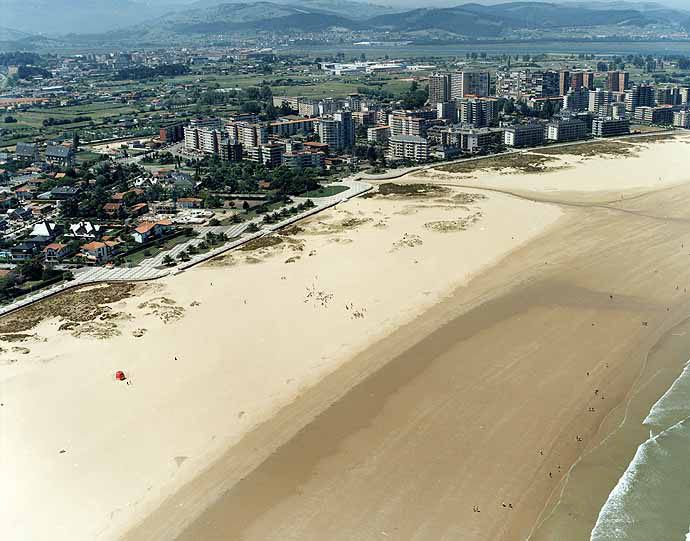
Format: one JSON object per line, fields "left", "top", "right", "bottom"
{"left": 1, "top": 182, "right": 560, "bottom": 540}
{"left": 5, "top": 133, "right": 690, "bottom": 541}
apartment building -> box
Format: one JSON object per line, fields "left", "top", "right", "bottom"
{"left": 436, "top": 101, "right": 457, "bottom": 121}
{"left": 226, "top": 121, "right": 268, "bottom": 148}
{"left": 389, "top": 114, "right": 427, "bottom": 137}
{"left": 450, "top": 71, "right": 490, "bottom": 99}
{"left": 282, "top": 151, "right": 325, "bottom": 170}
{"left": 633, "top": 105, "right": 675, "bottom": 125}
{"left": 159, "top": 122, "right": 185, "bottom": 143}
{"left": 387, "top": 135, "right": 430, "bottom": 162}
{"left": 269, "top": 118, "right": 315, "bottom": 137}
{"left": 496, "top": 70, "right": 559, "bottom": 99}
{"left": 298, "top": 99, "right": 320, "bottom": 117}
{"left": 458, "top": 97, "right": 498, "bottom": 128}
{"left": 429, "top": 72, "right": 451, "bottom": 103}
{"left": 545, "top": 118, "right": 588, "bottom": 142}
{"left": 317, "top": 111, "right": 355, "bottom": 151}
{"left": 245, "top": 143, "right": 284, "bottom": 167}
{"left": 367, "top": 125, "right": 390, "bottom": 143}
{"left": 588, "top": 88, "right": 614, "bottom": 116}
{"left": 592, "top": 118, "right": 630, "bottom": 137}
{"left": 183, "top": 117, "right": 224, "bottom": 152}
{"left": 624, "top": 84, "right": 654, "bottom": 112}
{"left": 607, "top": 71, "right": 630, "bottom": 92}
{"left": 673, "top": 110, "right": 690, "bottom": 128}
{"left": 503, "top": 124, "right": 545, "bottom": 148}
{"left": 352, "top": 110, "right": 377, "bottom": 126}
{"left": 563, "top": 87, "right": 590, "bottom": 112}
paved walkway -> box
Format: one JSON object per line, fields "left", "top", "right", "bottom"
{"left": 0, "top": 179, "right": 372, "bottom": 317}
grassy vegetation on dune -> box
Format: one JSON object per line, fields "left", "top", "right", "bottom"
{"left": 531, "top": 141, "right": 637, "bottom": 158}
{"left": 437, "top": 153, "right": 561, "bottom": 175}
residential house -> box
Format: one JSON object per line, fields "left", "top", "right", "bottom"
{"left": 103, "top": 202, "right": 122, "bottom": 216}
{"left": 68, "top": 221, "right": 103, "bottom": 239}
{"left": 128, "top": 202, "right": 149, "bottom": 216}
{"left": 49, "top": 186, "right": 80, "bottom": 200}
{"left": 15, "top": 142, "right": 39, "bottom": 162}
{"left": 80, "top": 241, "right": 112, "bottom": 263}
{"left": 45, "top": 145, "right": 75, "bottom": 167}
{"left": 8, "top": 207, "right": 33, "bottom": 221}
{"left": 111, "top": 188, "right": 144, "bottom": 202}
{"left": 14, "top": 185, "right": 36, "bottom": 201}
{"left": 177, "top": 197, "right": 202, "bottom": 209}
{"left": 132, "top": 220, "right": 172, "bottom": 243}
{"left": 43, "top": 243, "right": 72, "bottom": 263}
{"left": 10, "top": 242, "right": 38, "bottom": 261}
{"left": 30, "top": 221, "right": 61, "bottom": 242}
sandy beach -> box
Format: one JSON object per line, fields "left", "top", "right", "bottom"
{"left": 4, "top": 132, "right": 690, "bottom": 540}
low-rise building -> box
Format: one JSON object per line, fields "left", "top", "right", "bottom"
{"left": 132, "top": 220, "right": 172, "bottom": 243}
{"left": 43, "top": 242, "right": 71, "bottom": 263}
{"left": 69, "top": 221, "right": 102, "bottom": 239}
{"left": 45, "top": 145, "right": 75, "bottom": 167}
{"left": 504, "top": 124, "right": 545, "bottom": 148}
{"left": 15, "top": 142, "right": 39, "bottom": 162}
{"left": 80, "top": 241, "right": 112, "bottom": 263}
{"left": 177, "top": 197, "right": 203, "bottom": 209}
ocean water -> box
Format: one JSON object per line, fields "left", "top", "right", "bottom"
{"left": 591, "top": 361, "right": 690, "bottom": 540}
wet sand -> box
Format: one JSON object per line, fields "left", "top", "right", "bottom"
{"left": 137, "top": 177, "right": 690, "bottom": 540}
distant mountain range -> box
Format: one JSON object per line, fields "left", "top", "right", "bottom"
{"left": 2, "top": 1, "right": 689, "bottom": 47}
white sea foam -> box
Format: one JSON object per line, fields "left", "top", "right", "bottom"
{"left": 644, "top": 360, "right": 690, "bottom": 429}
{"left": 591, "top": 359, "right": 690, "bottom": 540}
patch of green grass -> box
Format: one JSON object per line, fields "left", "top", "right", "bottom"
{"left": 122, "top": 232, "right": 196, "bottom": 266}
{"left": 300, "top": 185, "right": 349, "bottom": 198}
{"left": 76, "top": 151, "right": 103, "bottom": 162}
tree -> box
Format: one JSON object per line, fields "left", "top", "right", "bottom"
{"left": 247, "top": 222, "right": 260, "bottom": 232}
{"left": 19, "top": 258, "right": 43, "bottom": 281}
{"left": 4, "top": 116, "right": 17, "bottom": 123}
{"left": 242, "top": 200, "right": 250, "bottom": 212}
{"left": 72, "top": 132, "right": 80, "bottom": 151}
{"left": 162, "top": 254, "right": 175, "bottom": 266}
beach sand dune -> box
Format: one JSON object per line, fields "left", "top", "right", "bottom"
{"left": 170, "top": 175, "right": 690, "bottom": 541}
{"left": 5, "top": 135, "right": 690, "bottom": 541}
{"left": 2, "top": 185, "right": 559, "bottom": 541}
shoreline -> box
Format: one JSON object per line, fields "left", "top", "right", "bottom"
{"left": 529, "top": 309, "right": 690, "bottom": 540}
{"left": 123, "top": 207, "right": 572, "bottom": 541}
{"left": 169, "top": 170, "right": 690, "bottom": 540}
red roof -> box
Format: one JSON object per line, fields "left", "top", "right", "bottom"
{"left": 44, "top": 243, "right": 66, "bottom": 252}
{"left": 134, "top": 222, "right": 156, "bottom": 234}
{"left": 81, "top": 241, "right": 107, "bottom": 251}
